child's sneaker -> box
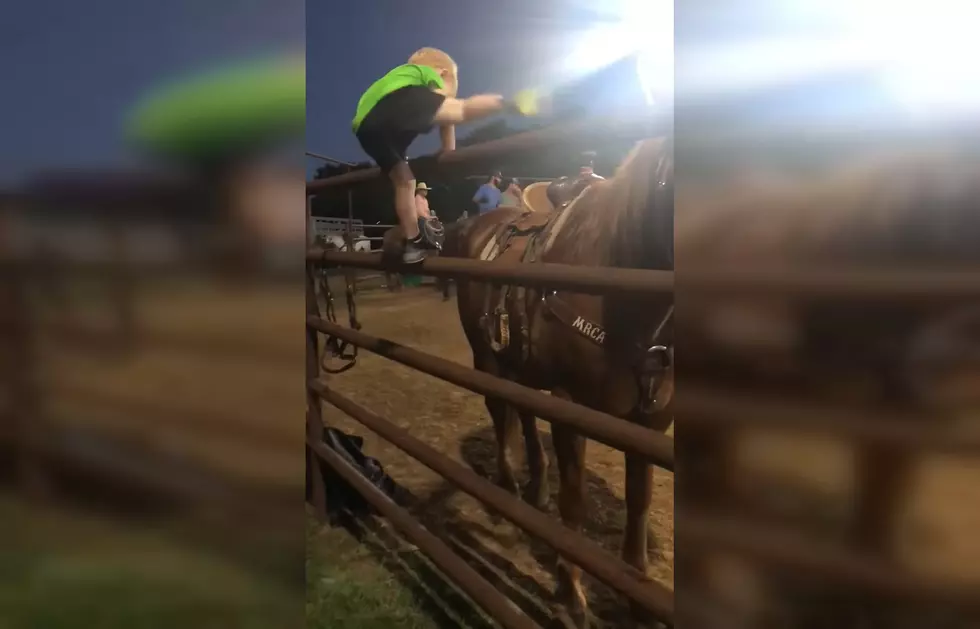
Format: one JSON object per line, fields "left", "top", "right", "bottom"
{"left": 416, "top": 217, "right": 443, "bottom": 250}
{"left": 402, "top": 238, "right": 427, "bottom": 264}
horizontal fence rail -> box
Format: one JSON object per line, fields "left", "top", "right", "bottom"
{"left": 307, "top": 316, "right": 674, "bottom": 470}
{"left": 680, "top": 386, "right": 980, "bottom": 456}
{"left": 679, "top": 267, "right": 980, "bottom": 301}
{"left": 306, "top": 110, "right": 665, "bottom": 193}
{"left": 308, "top": 250, "right": 980, "bottom": 301}
{"left": 681, "top": 508, "right": 980, "bottom": 609}
{"left": 311, "top": 380, "right": 675, "bottom": 622}
{"left": 308, "top": 249, "right": 674, "bottom": 298}
{"left": 36, "top": 320, "right": 297, "bottom": 365}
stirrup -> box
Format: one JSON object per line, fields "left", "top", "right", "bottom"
{"left": 417, "top": 218, "right": 445, "bottom": 251}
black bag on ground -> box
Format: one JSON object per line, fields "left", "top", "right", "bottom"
{"left": 306, "top": 427, "right": 398, "bottom": 523}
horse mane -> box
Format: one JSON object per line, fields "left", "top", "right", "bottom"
{"left": 551, "top": 138, "right": 671, "bottom": 270}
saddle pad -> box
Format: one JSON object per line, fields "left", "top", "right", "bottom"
{"left": 478, "top": 210, "right": 554, "bottom": 262}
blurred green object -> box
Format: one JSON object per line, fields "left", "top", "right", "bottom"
{"left": 126, "top": 53, "right": 304, "bottom": 163}
{"left": 403, "top": 275, "right": 422, "bottom": 288}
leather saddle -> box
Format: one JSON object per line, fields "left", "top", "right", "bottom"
{"left": 480, "top": 169, "right": 604, "bottom": 357}
{"left": 522, "top": 171, "right": 606, "bottom": 214}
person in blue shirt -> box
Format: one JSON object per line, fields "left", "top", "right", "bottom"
{"left": 473, "top": 172, "right": 503, "bottom": 213}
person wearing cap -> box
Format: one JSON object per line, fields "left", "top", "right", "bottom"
{"left": 415, "top": 181, "right": 433, "bottom": 219}
{"left": 473, "top": 172, "right": 503, "bottom": 214}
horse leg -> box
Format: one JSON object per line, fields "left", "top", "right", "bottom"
{"left": 518, "top": 410, "right": 549, "bottom": 510}
{"left": 551, "top": 389, "right": 590, "bottom": 628}
{"left": 486, "top": 396, "right": 520, "bottom": 495}
{"left": 622, "top": 408, "right": 664, "bottom": 625}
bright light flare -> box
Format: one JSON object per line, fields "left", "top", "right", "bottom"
{"left": 680, "top": 0, "right": 980, "bottom": 120}
{"left": 848, "top": 0, "right": 980, "bottom": 117}
{"left": 560, "top": 0, "right": 672, "bottom": 106}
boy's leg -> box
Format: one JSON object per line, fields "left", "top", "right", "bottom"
{"left": 387, "top": 162, "right": 433, "bottom": 264}
{"left": 355, "top": 123, "right": 432, "bottom": 262}
{"left": 388, "top": 161, "right": 419, "bottom": 240}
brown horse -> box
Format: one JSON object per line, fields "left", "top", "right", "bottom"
{"left": 444, "top": 138, "right": 674, "bottom": 627}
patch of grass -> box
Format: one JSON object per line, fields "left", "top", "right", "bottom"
{"left": 0, "top": 497, "right": 300, "bottom": 629}
{"left": 305, "top": 513, "right": 496, "bottom": 629}
{"left": 306, "top": 516, "right": 439, "bottom": 629}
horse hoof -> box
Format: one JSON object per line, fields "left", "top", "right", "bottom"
{"left": 523, "top": 485, "right": 550, "bottom": 512}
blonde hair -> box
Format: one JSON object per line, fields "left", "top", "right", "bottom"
{"left": 408, "top": 47, "right": 458, "bottom": 96}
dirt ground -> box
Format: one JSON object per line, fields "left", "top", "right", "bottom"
{"left": 317, "top": 282, "right": 675, "bottom": 628}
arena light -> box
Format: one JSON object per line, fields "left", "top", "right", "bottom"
{"left": 850, "top": 0, "right": 980, "bottom": 118}
{"left": 559, "top": 0, "right": 672, "bottom": 106}
{"left": 677, "top": 0, "right": 980, "bottom": 119}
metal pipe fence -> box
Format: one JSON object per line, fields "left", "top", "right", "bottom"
{"left": 304, "top": 118, "right": 679, "bottom": 626}
{"left": 306, "top": 116, "right": 980, "bottom": 627}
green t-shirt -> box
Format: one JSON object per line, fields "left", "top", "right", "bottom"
{"left": 352, "top": 64, "right": 445, "bottom": 132}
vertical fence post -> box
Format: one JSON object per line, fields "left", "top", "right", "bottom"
{"left": 107, "top": 215, "right": 136, "bottom": 351}
{"left": 3, "top": 258, "right": 49, "bottom": 500}
{"left": 345, "top": 187, "right": 358, "bottom": 297}
{"left": 306, "top": 200, "right": 328, "bottom": 521}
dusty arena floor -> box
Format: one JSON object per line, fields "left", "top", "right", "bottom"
{"left": 318, "top": 282, "right": 675, "bottom": 628}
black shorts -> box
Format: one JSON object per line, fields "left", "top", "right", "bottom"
{"left": 355, "top": 86, "right": 446, "bottom": 174}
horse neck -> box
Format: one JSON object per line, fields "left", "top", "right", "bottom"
{"left": 548, "top": 174, "right": 657, "bottom": 271}
{"left": 545, "top": 140, "right": 672, "bottom": 350}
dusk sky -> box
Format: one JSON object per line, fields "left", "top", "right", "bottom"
{"left": 2, "top": 0, "right": 651, "bottom": 185}
{"left": 1, "top": 0, "right": 302, "bottom": 186}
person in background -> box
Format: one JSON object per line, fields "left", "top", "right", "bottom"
{"left": 500, "top": 177, "right": 523, "bottom": 208}
{"left": 415, "top": 181, "right": 433, "bottom": 219}
{"left": 473, "top": 171, "right": 503, "bottom": 214}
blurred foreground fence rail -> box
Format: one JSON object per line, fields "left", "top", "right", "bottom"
{"left": 1, "top": 186, "right": 303, "bottom": 586}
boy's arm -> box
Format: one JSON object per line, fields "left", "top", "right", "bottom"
{"left": 439, "top": 124, "right": 456, "bottom": 152}
{"left": 472, "top": 185, "right": 485, "bottom": 203}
